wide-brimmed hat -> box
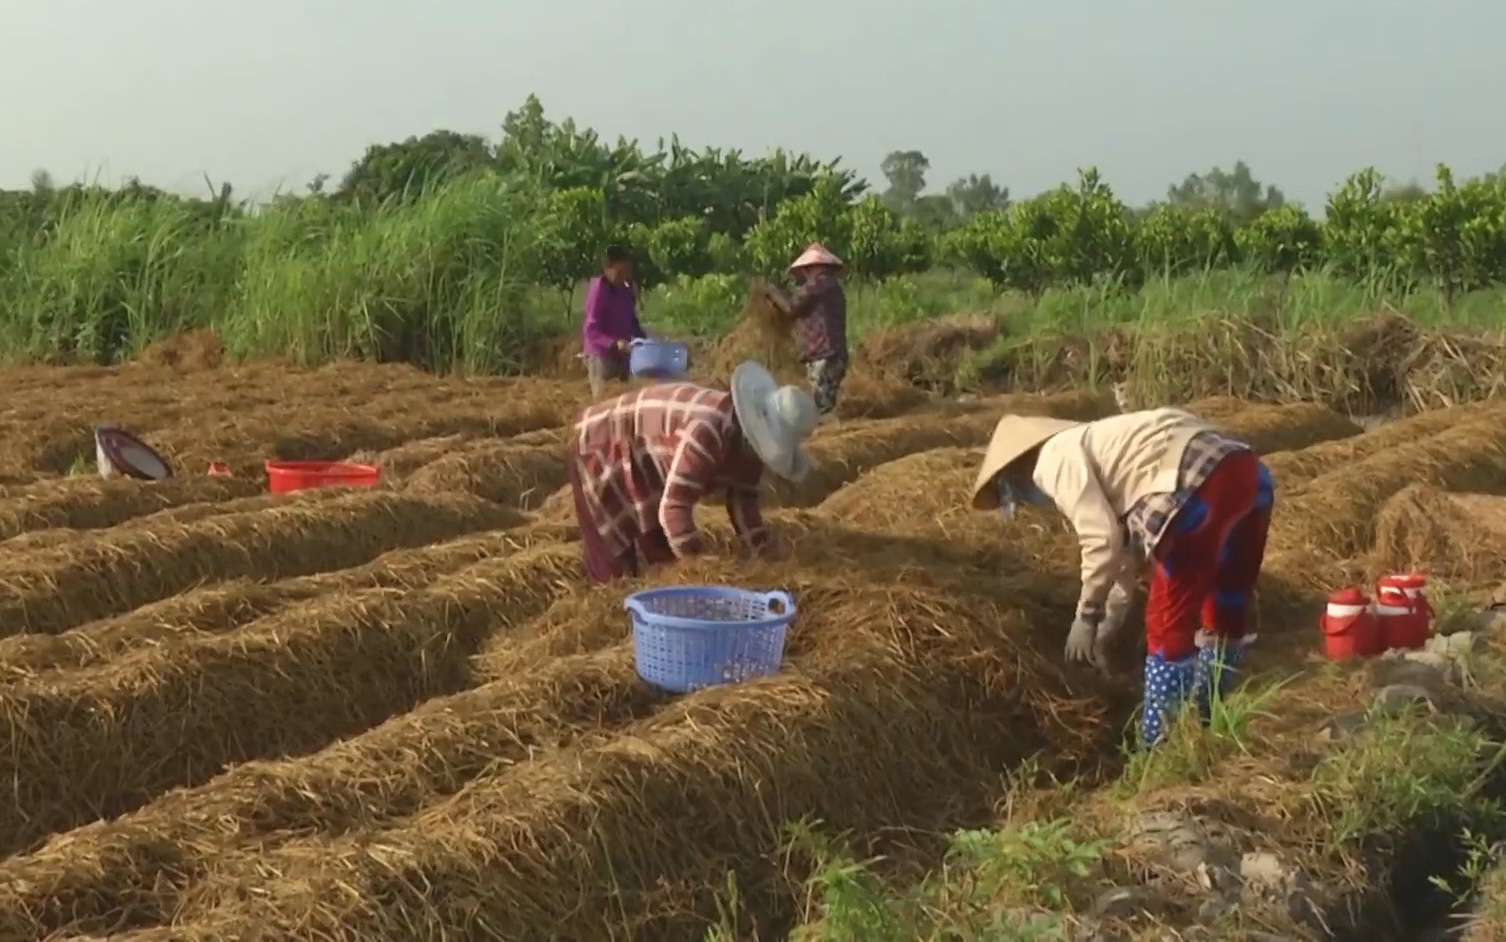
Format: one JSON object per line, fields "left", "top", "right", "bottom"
{"left": 94, "top": 423, "right": 173, "bottom": 481}
{"left": 789, "top": 243, "right": 844, "bottom": 271}
{"left": 969, "top": 415, "right": 1082, "bottom": 510}
{"left": 730, "top": 361, "right": 817, "bottom": 482}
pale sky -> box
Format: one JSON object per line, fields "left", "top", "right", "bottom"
{"left": 3, "top": 0, "right": 1502, "bottom": 208}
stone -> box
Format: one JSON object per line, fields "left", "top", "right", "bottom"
{"left": 1002, "top": 907, "right": 1067, "bottom": 934}
{"left": 1195, "top": 893, "right": 1234, "bottom": 922}
{"left": 1195, "top": 860, "right": 1238, "bottom": 892}
{"left": 1239, "top": 853, "right": 1329, "bottom": 933}
{"left": 1126, "top": 811, "right": 1219, "bottom": 873}
{"left": 1090, "top": 886, "right": 1159, "bottom": 921}
{"left": 1480, "top": 609, "right": 1506, "bottom": 634}
{"left": 1239, "top": 852, "right": 1290, "bottom": 892}
{"left": 1373, "top": 653, "right": 1455, "bottom": 689}
{"left": 1315, "top": 710, "right": 1366, "bottom": 743}
{"left": 1433, "top": 630, "right": 1481, "bottom": 660}
{"left": 1372, "top": 683, "right": 1439, "bottom": 715}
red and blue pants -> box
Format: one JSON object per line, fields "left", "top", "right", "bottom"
{"left": 1142, "top": 450, "right": 1274, "bottom": 745}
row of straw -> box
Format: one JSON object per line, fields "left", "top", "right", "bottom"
{"left": 0, "top": 521, "right": 574, "bottom": 681}
{"left": 0, "top": 476, "right": 263, "bottom": 542}
{"left": 1267, "top": 410, "right": 1506, "bottom": 563}
{"left": 0, "top": 542, "right": 584, "bottom": 860}
{"left": 0, "top": 559, "right": 1110, "bottom": 940}
{"left": 0, "top": 490, "right": 528, "bottom": 635}
{"left": 0, "top": 644, "right": 654, "bottom": 939}
{"left": 0, "top": 483, "right": 356, "bottom": 559}
{"left": 404, "top": 441, "right": 571, "bottom": 511}
{"left": 1263, "top": 400, "right": 1506, "bottom": 490}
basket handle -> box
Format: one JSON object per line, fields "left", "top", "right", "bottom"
{"left": 763, "top": 591, "right": 796, "bottom": 617}
{"left": 623, "top": 595, "right": 650, "bottom": 619}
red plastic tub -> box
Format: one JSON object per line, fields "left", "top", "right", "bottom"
{"left": 264, "top": 460, "right": 380, "bottom": 494}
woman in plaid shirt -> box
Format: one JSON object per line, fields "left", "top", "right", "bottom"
{"left": 969, "top": 408, "right": 1275, "bottom": 747}
{"left": 568, "top": 361, "right": 818, "bottom": 584}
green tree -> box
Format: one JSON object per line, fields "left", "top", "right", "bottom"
{"left": 1395, "top": 164, "right": 1506, "bottom": 302}
{"left": 1166, "top": 161, "right": 1284, "bottom": 223}
{"left": 534, "top": 187, "right": 610, "bottom": 292}
{"left": 945, "top": 169, "right": 1135, "bottom": 294}
{"left": 1322, "top": 168, "right": 1410, "bottom": 279}
{"left": 844, "top": 197, "right": 933, "bottom": 279}
{"left": 336, "top": 130, "right": 493, "bottom": 204}
{"left": 744, "top": 173, "right": 853, "bottom": 277}
{"left": 946, "top": 173, "right": 1010, "bottom": 219}
{"left": 1234, "top": 204, "right": 1323, "bottom": 274}
{"left": 1137, "top": 205, "right": 1239, "bottom": 275}
{"left": 880, "top": 150, "right": 930, "bottom": 212}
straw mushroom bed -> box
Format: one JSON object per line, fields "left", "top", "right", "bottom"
{"left": 0, "top": 491, "right": 528, "bottom": 635}
{"left": 0, "top": 542, "right": 584, "bottom": 858}
{"left": 0, "top": 522, "right": 573, "bottom": 680}
{"left": 0, "top": 476, "right": 264, "bottom": 542}
{"left": 403, "top": 441, "right": 569, "bottom": 510}
{"left": 0, "top": 362, "right": 1503, "bottom": 940}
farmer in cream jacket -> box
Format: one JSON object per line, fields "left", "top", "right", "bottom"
{"left": 970, "top": 408, "right": 1275, "bottom": 746}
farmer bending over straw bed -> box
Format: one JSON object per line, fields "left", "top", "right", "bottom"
{"left": 568, "top": 361, "right": 817, "bottom": 584}
{"left": 970, "top": 408, "right": 1275, "bottom": 747}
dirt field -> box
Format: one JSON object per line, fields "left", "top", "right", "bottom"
{"left": 0, "top": 359, "right": 1502, "bottom": 940}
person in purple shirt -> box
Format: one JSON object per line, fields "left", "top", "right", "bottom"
{"left": 582, "top": 245, "right": 647, "bottom": 399}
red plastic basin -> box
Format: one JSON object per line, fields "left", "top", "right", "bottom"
{"left": 264, "top": 460, "right": 380, "bottom": 494}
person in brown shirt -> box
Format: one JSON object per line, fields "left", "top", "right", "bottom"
{"left": 762, "top": 243, "right": 849, "bottom": 416}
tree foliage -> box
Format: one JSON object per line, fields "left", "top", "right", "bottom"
{"left": 4, "top": 94, "right": 1506, "bottom": 373}
{"left": 1165, "top": 161, "right": 1284, "bottom": 223}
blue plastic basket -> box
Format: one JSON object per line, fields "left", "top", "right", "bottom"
{"left": 628, "top": 338, "right": 690, "bottom": 379}
{"left": 624, "top": 585, "right": 795, "bottom": 693}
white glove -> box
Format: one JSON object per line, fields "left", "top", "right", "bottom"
{"left": 1065, "top": 615, "right": 1099, "bottom": 665}
{"left": 1096, "top": 584, "right": 1134, "bottom": 664}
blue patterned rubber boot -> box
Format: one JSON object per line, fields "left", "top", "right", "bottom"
{"left": 1142, "top": 654, "right": 1198, "bottom": 747}
{"left": 1195, "top": 638, "right": 1247, "bottom": 722}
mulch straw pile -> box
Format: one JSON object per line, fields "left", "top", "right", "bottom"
{"left": 3, "top": 361, "right": 1506, "bottom": 941}
{"left": 0, "top": 476, "right": 263, "bottom": 542}
{"left": 18, "top": 556, "right": 1108, "bottom": 942}
{"left": 708, "top": 283, "right": 801, "bottom": 383}
{"left": 1267, "top": 410, "right": 1506, "bottom": 565}
{"left": 403, "top": 441, "right": 568, "bottom": 511}
{"left": 0, "top": 490, "right": 527, "bottom": 635}
{"left": 1372, "top": 484, "right": 1506, "bottom": 586}
{"left": 0, "top": 541, "right": 583, "bottom": 860}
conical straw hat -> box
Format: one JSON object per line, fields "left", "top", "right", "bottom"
{"left": 969, "top": 415, "right": 1082, "bottom": 510}
{"left": 789, "top": 243, "right": 843, "bottom": 271}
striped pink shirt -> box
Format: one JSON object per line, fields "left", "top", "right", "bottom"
{"left": 572, "top": 383, "right": 769, "bottom": 558}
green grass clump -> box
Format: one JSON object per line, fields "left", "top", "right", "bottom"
{"left": 765, "top": 631, "right": 1506, "bottom": 941}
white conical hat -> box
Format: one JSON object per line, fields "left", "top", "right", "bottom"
{"left": 789, "top": 243, "right": 843, "bottom": 271}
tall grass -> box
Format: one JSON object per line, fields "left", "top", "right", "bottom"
{"left": 0, "top": 176, "right": 573, "bottom": 373}
{"left": 230, "top": 175, "right": 571, "bottom": 372}
{"left": 3, "top": 176, "right": 1506, "bottom": 374}
{"left": 0, "top": 192, "right": 243, "bottom": 363}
